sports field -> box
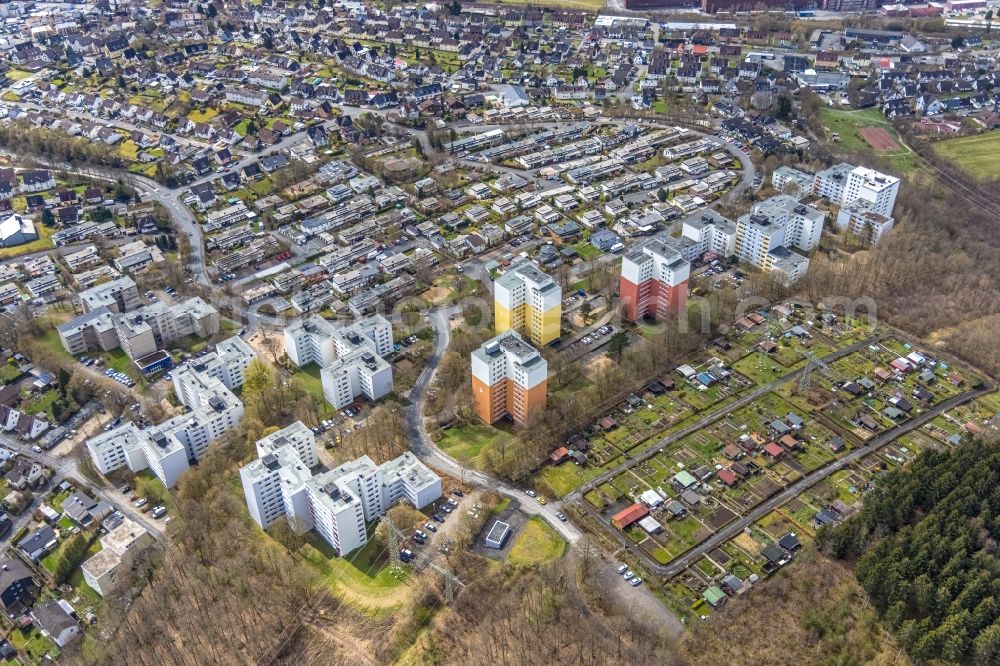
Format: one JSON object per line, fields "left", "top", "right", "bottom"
{"left": 932, "top": 131, "right": 1000, "bottom": 181}
{"left": 818, "top": 106, "right": 918, "bottom": 173}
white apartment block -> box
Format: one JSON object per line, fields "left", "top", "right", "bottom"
{"left": 81, "top": 517, "right": 154, "bottom": 597}
{"left": 321, "top": 349, "right": 393, "bottom": 409}
{"left": 835, "top": 200, "right": 895, "bottom": 245}
{"left": 333, "top": 315, "right": 394, "bottom": 358}
{"left": 284, "top": 315, "right": 338, "bottom": 367}
{"left": 814, "top": 163, "right": 899, "bottom": 217}
{"left": 812, "top": 162, "right": 853, "bottom": 203}
{"left": 60, "top": 297, "right": 219, "bottom": 360}
{"left": 113, "top": 313, "right": 157, "bottom": 361}
{"left": 134, "top": 298, "right": 219, "bottom": 351}
{"left": 771, "top": 166, "right": 816, "bottom": 196}
{"left": 172, "top": 336, "right": 257, "bottom": 399}
{"left": 240, "top": 433, "right": 441, "bottom": 555}
{"left": 735, "top": 195, "right": 824, "bottom": 284}
{"left": 680, "top": 210, "right": 738, "bottom": 260}
{"left": 87, "top": 345, "right": 246, "bottom": 488}
{"left": 285, "top": 315, "right": 395, "bottom": 409}
{"left": 57, "top": 307, "right": 119, "bottom": 356}
{"left": 78, "top": 276, "right": 141, "bottom": 313}
{"left": 843, "top": 166, "right": 899, "bottom": 217}
{"left": 255, "top": 420, "right": 318, "bottom": 469}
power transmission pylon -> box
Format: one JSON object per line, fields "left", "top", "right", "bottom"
{"left": 799, "top": 351, "right": 830, "bottom": 392}
{"left": 429, "top": 563, "right": 466, "bottom": 604}
{"left": 385, "top": 516, "right": 407, "bottom": 576}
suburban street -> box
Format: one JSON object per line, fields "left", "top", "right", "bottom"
{"left": 0, "top": 433, "right": 166, "bottom": 541}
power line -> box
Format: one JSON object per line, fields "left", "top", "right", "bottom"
{"left": 428, "top": 562, "right": 466, "bottom": 604}
{"left": 799, "top": 350, "right": 830, "bottom": 392}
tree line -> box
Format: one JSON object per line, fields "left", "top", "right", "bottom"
{"left": 820, "top": 439, "right": 1000, "bottom": 665}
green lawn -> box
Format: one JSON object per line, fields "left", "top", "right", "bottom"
{"left": 133, "top": 469, "right": 173, "bottom": 511}
{"left": 818, "top": 106, "right": 918, "bottom": 173}
{"left": 22, "top": 389, "right": 60, "bottom": 420}
{"left": 932, "top": 131, "right": 1000, "bottom": 181}
{"left": 7, "top": 624, "right": 58, "bottom": 663}
{"left": 295, "top": 532, "right": 411, "bottom": 611}
{"left": 533, "top": 461, "right": 602, "bottom": 498}
{"left": 188, "top": 108, "right": 218, "bottom": 123}
{"left": 508, "top": 517, "right": 567, "bottom": 566}
{"left": 119, "top": 140, "right": 139, "bottom": 161}
{"left": 0, "top": 362, "right": 21, "bottom": 383}
{"left": 292, "top": 363, "right": 325, "bottom": 405}
{"left": 570, "top": 242, "right": 602, "bottom": 261}
{"left": 434, "top": 423, "right": 512, "bottom": 469}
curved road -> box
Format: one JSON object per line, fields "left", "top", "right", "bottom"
{"left": 403, "top": 306, "right": 583, "bottom": 543}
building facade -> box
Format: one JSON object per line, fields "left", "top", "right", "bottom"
{"left": 240, "top": 428, "right": 441, "bottom": 556}
{"left": 471, "top": 330, "right": 548, "bottom": 426}
{"left": 619, "top": 235, "right": 691, "bottom": 322}
{"left": 494, "top": 260, "right": 561, "bottom": 346}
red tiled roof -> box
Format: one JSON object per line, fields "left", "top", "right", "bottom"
{"left": 611, "top": 503, "right": 649, "bottom": 529}
{"left": 718, "top": 469, "right": 737, "bottom": 486}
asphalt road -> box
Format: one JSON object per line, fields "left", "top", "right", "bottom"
{"left": 403, "top": 306, "right": 583, "bottom": 544}
{"left": 0, "top": 433, "right": 166, "bottom": 542}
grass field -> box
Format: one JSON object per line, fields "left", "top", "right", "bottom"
{"left": 435, "top": 423, "right": 512, "bottom": 469}
{"left": 298, "top": 534, "right": 411, "bottom": 611}
{"left": 508, "top": 517, "right": 567, "bottom": 566}
{"left": 932, "top": 132, "right": 1000, "bottom": 181}
{"left": 188, "top": 108, "right": 218, "bottom": 123}
{"left": 818, "top": 106, "right": 919, "bottom": 173}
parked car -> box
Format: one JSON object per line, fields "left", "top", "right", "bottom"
{"left": 617, "top": 564, "right": 628, "bottom": 575}
{"left": 151, "top": 505, "right": 167, "bottom": 519}
{"left": 556, "top": 512, "right": 567, "bottom": 522}
{"left": 432, "top": 513, "right": 445, "bottom": 523}
{"left": 630, "top": 577, "right": 643, "bottom": 587}
{"left": 424, "top": 522, "right": 437, "bottom": 532}
{"left": 524, "top": 489, "right": 537, "bottom": 498}
{"left": 133, "top": 498, "right": 148, "bottom": 508}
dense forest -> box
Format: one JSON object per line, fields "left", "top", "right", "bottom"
{"left": 821, "top": 440, "right": 1000, "bottom": 665}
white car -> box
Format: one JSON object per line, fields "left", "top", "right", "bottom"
{"left": 617, "top": 564, "right": 628, "bottom": 575}
{"left": 623, "top": 570, "right": 635, "bottom": 580}
{"left": 630, "top": 577, "right": 643, "bottom": 587}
